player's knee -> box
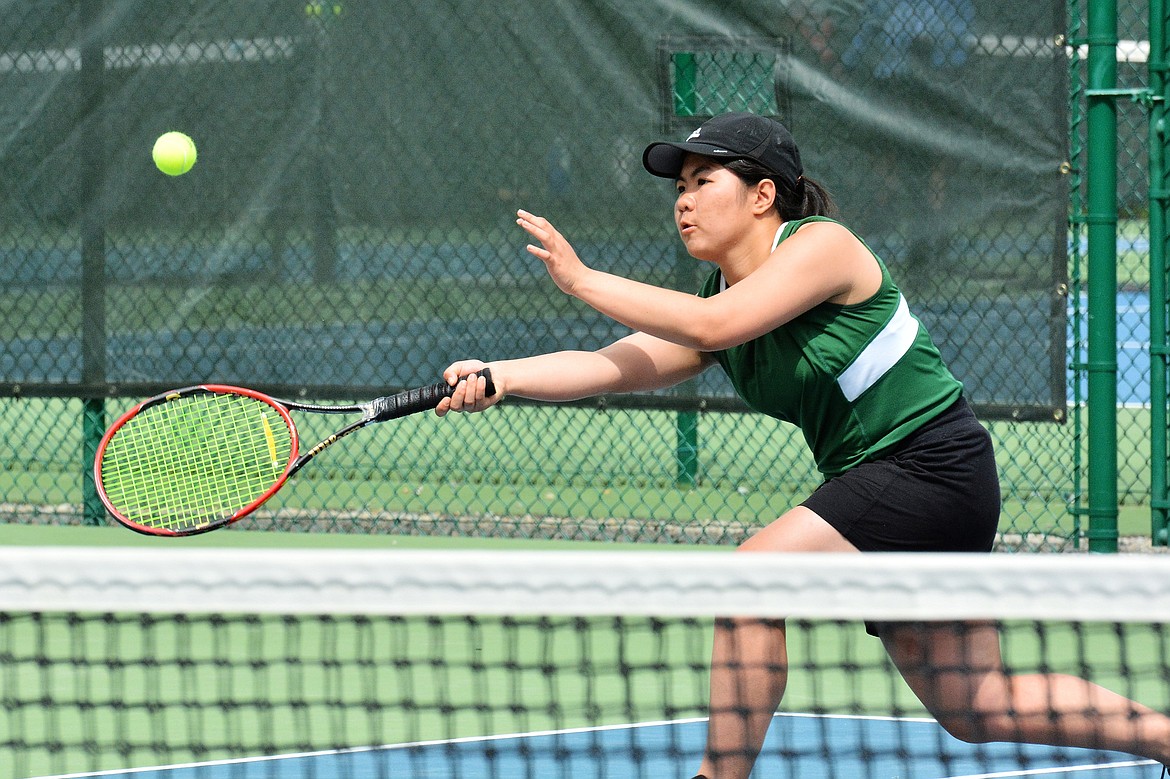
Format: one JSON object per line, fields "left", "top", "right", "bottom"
{"left": 933, "top": 709, "right": 1013, "bottom": 744}
{"left": 934, "top": 712, "right": 988, "bottom": 744}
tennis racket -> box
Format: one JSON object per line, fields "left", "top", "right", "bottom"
{"left": 94, "top": 369, "right": 494, "bottom": 536}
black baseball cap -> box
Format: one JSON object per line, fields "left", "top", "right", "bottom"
{"left": 642, "top": 112, "right": 803, "bottom": 187}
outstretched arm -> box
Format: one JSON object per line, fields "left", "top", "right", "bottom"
{"left": 436, "top": 331, "right": 711, "bottom": 416}
{"left": 515, "top": 209, "right": 873, "bottom": 352}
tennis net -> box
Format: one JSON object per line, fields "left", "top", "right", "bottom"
{"left": 4, "top": 546, "right": 1170, "bottom": 779}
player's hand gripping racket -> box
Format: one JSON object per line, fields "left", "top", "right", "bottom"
{"left": 94, "top": 370, "right": 494, "bottom": 536}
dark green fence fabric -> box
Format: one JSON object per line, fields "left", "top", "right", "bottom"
{"left": 2, "top": 0, "right": 1066, "bottom": 412}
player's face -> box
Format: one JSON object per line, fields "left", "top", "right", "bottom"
{"left": 673, "top": 155, "right": 755, "bottom": 261}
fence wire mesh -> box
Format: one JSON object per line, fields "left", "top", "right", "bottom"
{"left": 0, "top": 0, "right": 1148, "bottom": 549}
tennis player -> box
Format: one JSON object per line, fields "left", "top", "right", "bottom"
{"left": 438, "top": 112, "right": 1170, "bottom": 778}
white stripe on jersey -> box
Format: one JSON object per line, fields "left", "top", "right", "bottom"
{"left": 837, "top": 294, "right": 919, "bottom": 403}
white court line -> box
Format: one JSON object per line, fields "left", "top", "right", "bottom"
{"left": 25, "top": 711, "right": 936, "bottom": 778}
{"left": 33, "top": 711, "right": 1151, "bottom": 779}
{"left": 26, "top": 719, "right": 693, "bottom": 778}
{"left": 945, "top": 759, "right": 1157, "bottom": 778}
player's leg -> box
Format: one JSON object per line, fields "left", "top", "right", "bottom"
{"left": 696, "top": 507, "right": 860, "bottom": 779}
{"left": 697, "top": 615, "right": 788, "bottom": 779}
{"left": 881, "top": 620, "right": 1170, "bottom": 764}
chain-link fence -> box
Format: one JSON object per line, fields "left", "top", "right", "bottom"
{"left": 1112, "top": 0, "right": 1159, "bottom": 532}
{"left": 0, "top": 0, "right": 1140, "bottom": 549}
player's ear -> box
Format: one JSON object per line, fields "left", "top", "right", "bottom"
{"left": 752, "top": 178, "right": 778, "bottom": 215}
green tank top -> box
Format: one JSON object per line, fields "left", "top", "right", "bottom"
{"left": 698, "top": 216, "right": 963, "bottom": 478}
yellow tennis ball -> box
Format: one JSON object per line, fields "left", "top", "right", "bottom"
{"left": 152, "top": 131, "right": 197, "bottom": 176}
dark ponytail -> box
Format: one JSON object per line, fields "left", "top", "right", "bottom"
{"left": 723, "top": 158, "right": 837, "bottom": 221}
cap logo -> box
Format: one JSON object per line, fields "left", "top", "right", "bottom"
{"left": 687, "top": 128, "right": 701, "bottom": 140}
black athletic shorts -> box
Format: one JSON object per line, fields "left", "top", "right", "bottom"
{"left": 800, "top": 397, "right": 1000, "bottom": 554}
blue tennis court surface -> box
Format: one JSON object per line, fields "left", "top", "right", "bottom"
{"left": 38, "top": 713, "right": 1160, "bottom": 779}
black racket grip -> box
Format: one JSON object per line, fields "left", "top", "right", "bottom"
{"left": 370, "top": 368, "right": 496, "bottom": 422}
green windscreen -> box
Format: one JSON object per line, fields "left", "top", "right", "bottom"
{"left": 1, "top": 0, "right": 1066, "bottom": 419}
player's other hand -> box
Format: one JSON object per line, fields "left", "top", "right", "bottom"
{"left": 436, "top": 361, "right": 499, "bottom": 416}
{"left": 516, "top": 210, "right": 590, "bottom": 296}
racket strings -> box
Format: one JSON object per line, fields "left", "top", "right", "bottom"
{"left": 99, "top": 393, "right": 294, "bottom": 531}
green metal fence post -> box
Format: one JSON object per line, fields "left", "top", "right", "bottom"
{"left": 81, "top": 401, "right": 105, "bottom": 523}
{"left": 1151, "top": 0, "right": 1170, "bottom": 545}
{"left": 79, "top": 0, "right": 107, "bottom": 526}
{"left": 673, "top": 52, "right": 698, "bottom": 116}
{"left": 307, "top": 6, "right": 338, "bottom": 283}
{"left": 674, "top": 51, "right": 700, "bottom": 487}
{"left": 675, "top": 405, "right": 699, "bottom": 487}
{"left": 1085, "top": 0, "right": 1119, "bottom": 551}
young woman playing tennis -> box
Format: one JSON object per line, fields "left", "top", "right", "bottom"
{"left": 438, "top": 112, "right": 1170, "bottom": 778}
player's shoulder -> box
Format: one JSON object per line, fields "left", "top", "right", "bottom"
{"left": 788, "top": 216, "right": 851, "bottom": 237}
{"left": 783, "top": 217, "right": 867, "bottom": 255}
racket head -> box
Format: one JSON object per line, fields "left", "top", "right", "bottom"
{"left": 94, "top": 385, "right": 299, "bottom": 536}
